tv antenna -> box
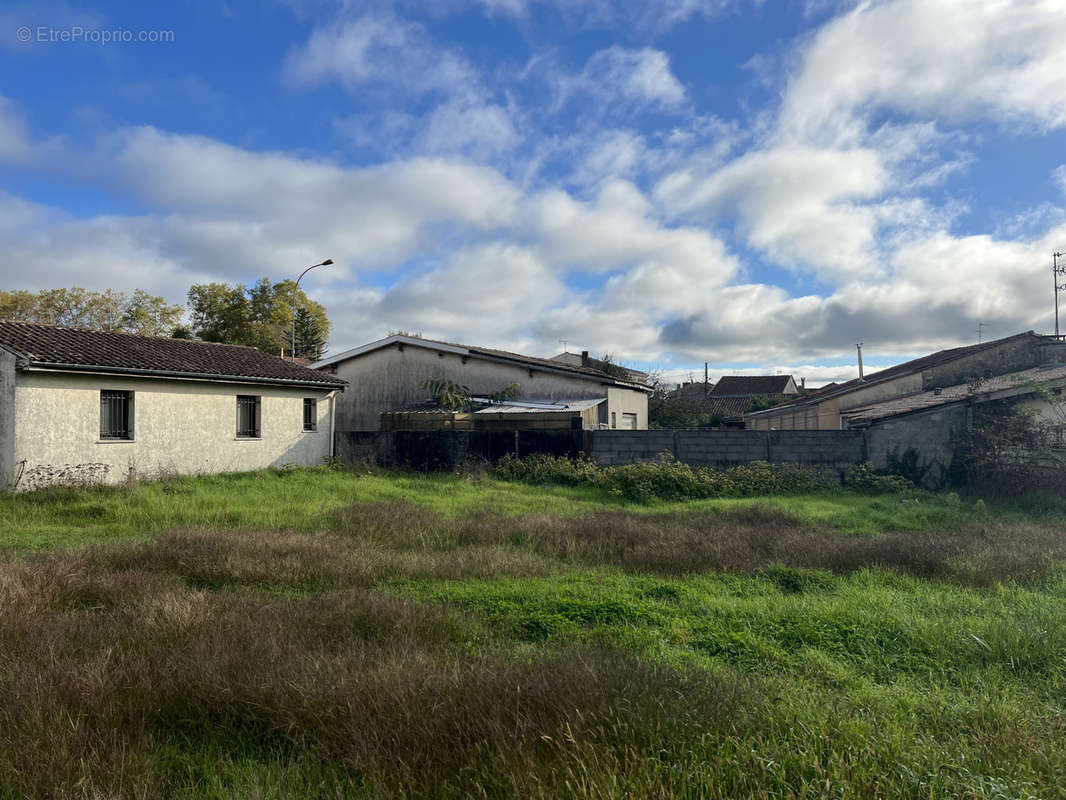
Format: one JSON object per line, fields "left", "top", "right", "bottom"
{"left": 559, "top": 339, "right": 568, "bottom": 353}
{"left": 1054, "top": 250, "right": 1066, "bottom": 338}
{"left": 976, "top": 322, "right": 985, "bottom": 343}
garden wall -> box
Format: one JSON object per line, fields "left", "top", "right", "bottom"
{"left": 335, "top": 428, "right": 866, "bottom": 473}
{"left": 590, "top": 429, "right": 866, "bottom": 470}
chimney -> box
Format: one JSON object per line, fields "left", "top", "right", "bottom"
{"left": 856, "top": 342, "right": 865, "bottom": 381}
{"left": 580, "top": 350, "right": 590, "bottom": 367}
{"left": 800, "top": 377, "right": 806, "bottom": 391}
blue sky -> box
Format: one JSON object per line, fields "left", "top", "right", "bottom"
{"left": 2, "top": 0, "right": 1066, "bottom": 385}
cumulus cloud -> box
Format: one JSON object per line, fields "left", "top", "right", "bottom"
{"left": 780, "top": 0, "right": 1066, "bottom": 141}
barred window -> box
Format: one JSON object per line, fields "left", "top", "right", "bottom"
{"left": 303, "top": 398, "right": 317, "bottom": 432}
{"left": 100, "top": 391, "right": 133, "bottom": 440}
{"left": 236, "top": 395, "right": 261, "bottom": 438}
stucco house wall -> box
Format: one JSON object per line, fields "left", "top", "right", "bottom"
{"left": 327, "top": 342, "right": 648, "bottom": 431}
{"left": 10, "top": 371, "right": 337, "bottom": 490}
{"left": 0, "top": 351, "right": 15, "bottom": 484}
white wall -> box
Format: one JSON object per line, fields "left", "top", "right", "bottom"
{"left": 12, "top": 370, "right": 337, "bottom": 490}
{"left": 329, "top": 343, "right": 648, "bottom": 430}
{"left": 0, "top": 351, "right": 15, "bottom": 485}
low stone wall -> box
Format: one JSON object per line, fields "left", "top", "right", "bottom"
{"left": 590, "top": 429, "right": 866, "bottom": 470}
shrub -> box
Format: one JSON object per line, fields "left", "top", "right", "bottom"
{"left": 845, "top": 462, "right": 914, "bottom": 493}
{"left": 496, "top": 454, "right": 827, "bottom": 502}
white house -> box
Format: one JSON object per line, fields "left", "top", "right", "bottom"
{"left": 313, "top": 334, "right": 652, "bottom": 431}
{"left": 0, "top": 321, "right": 347, "bottom": 490}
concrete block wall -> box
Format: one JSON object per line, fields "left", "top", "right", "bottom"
{"left": 591, "top": 429, "right": 865, "bottom": 470}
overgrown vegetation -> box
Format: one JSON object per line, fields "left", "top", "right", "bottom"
{"left": 4, "top": 469, "right": 1066, "bottom": 797}
{"left": 417, "top": 377, "right": 522, "bottom": 411}
{"left": 495, "top": 452, "right": 916, "bottom": 501}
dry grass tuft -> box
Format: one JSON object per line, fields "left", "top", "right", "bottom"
{"left": 331, "top": 503, "right": 1066, "bottom": 585}
{"left": 0, "top": 544, "right": 743, "bottom": 797}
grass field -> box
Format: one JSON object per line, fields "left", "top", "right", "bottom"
{"left": 2, "top": 467, "right": 1066, "bottom": 798}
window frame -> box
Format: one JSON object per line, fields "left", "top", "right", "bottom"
{"left": 236, "top": 395, "right": 262, "bottom": 439}
{"left": 99, "top": 390, "right": 134, "bottom": 441}
{"left": 302, "top": 398, "right": 318, "bottom": 432}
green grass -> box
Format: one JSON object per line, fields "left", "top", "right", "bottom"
{"left": 4, "top": 468, "right": 1066, "bottom": 797}
{"left": 0, "top": 465, "right": 1028, "bottom": 550}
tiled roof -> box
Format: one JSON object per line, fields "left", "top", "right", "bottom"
{"left": 315, "top": 334, "right": 652, "bottom": 392}
{"left": 702, "top": 396, "right": 757, "bottom": 415}
{"left": 0, "top": 320, "right": 346, "bottom": 388}
{"left": 711, "top": 375, "right": 795, "bottom": 396}
{"left": 745, "top": 331, "right": 1042, "bottom": 418}
{"left": 841, "top": 363, "right": 1066, "bottom": 423}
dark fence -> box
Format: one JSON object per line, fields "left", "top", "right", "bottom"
{"left": 336, "top": 428, "right": 866, "bottom": 472}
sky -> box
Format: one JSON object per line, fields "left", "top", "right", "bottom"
{"left": 2, "top": 0, "right": 1066, "bottom": 386}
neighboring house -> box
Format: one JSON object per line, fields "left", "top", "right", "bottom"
{"left": 549, "top": 351, "right": 648, "bottom": 384}
{"left": 743, "top": 332, "right": 1066, "bottom": 431}
{"left": 843, "top": 363, "right": 1066, "bottom": 486}
{"left": 707, "top": 375, "right": 799, "bottom": 418}
{"left": 313, "top": 334, "right": 652, "bottom": 431}
{"left": 0, "top": 320, "right": 347, "bottom": 490}
{"left": 671, "top": 380, "right": 716, "bottom": 412}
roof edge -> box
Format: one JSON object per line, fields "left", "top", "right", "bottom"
{"left": 313, "top": 334, "right": 652, "bottom": 392}
{"left": 21, "top": 361, "right": 347, "bottom": 390}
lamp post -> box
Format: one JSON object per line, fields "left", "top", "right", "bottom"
{"left": 292, "top": 259, "right": 333, "bottom": 362}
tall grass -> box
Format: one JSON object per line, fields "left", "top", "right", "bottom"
{"left": 4, "top": 471, "right": 1066, "bottom": 796}
{"left": 0, "top": 465, "right": 1029, "bottom": 552}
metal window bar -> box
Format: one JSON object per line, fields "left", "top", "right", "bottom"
{"left": 303, "top": 398, "right": 317, "bottom": 431}
{"left": 236, "top": 395, "right": 261, "bottom": 437}
{"left": 100, "top": 391, "right": 131, "bottom": 439}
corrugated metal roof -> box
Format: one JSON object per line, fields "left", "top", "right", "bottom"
{"left": 473, "top": 398, "right": 605, "bottom": 414}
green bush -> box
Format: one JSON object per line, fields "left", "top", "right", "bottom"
{"left": 845, "top": 461, "right": 914, "bottom": 493}
{"left": 496, "top": 454, "right": 828, "bottom": 502}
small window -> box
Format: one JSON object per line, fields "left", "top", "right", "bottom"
{"left": 622, "top": 412, "right": 637, "bottom": 430}
{"left": 610, "top": 411, "right": 617, "bottom": 429}
{"left": 100, "top": 390, "right": 133, "bottom": 440}
{"left": 236, "top": 395, "right": 261, "bottom": 438}
{"left": 303, "top": 398, "right": 317, "bottom": 432}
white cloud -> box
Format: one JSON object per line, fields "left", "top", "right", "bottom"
{"left": 548, "top": 46, "right": 686, "bottom": 113}
{"left": 781, "top": 0, "right": 1066, "bottom": 142}
{"left": 530, "top": 179, "right": 738, "bottom": 289}
{"left": 284, "top": 13, "right": 480, "bottom": 100}
{"left": 657, "top": 144, "right": 888, "bottom": 280}
{"left": 103, "top": 126, "right": 520, "bottom": 270}
{"left": 377, "top": 243, "right": 565, "bottom": 344}
{"left": 583, "top": 47, "right": 686, "bottom": 108}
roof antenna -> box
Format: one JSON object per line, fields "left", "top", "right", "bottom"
{"left": 976, "top": 322, "right": 985, "bottom": 343}
{"left": 856, "top": 342, "right": 865, "bottom": 382}
{"left": 559, "top": 339, "right": 568, "bottom": 354}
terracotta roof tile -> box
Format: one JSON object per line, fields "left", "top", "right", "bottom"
{"left": 0, "top": 320, "right": 346, "bottom": 388}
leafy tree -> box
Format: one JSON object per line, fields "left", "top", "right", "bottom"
{"left": 0, "top": 287, "right": 181, "bottom": 336}
{"left": 646, "top": 371, "right": 715, "bottom": 429}
{"left": 187, "top": 278, "right": 330, "bottom": 356}
{"left": 596, "top": 353, "right": 633, "bottom": 381}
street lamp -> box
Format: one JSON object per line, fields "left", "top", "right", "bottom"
{"left": 292, "top": 258, "right": 333, "bottom": 362}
